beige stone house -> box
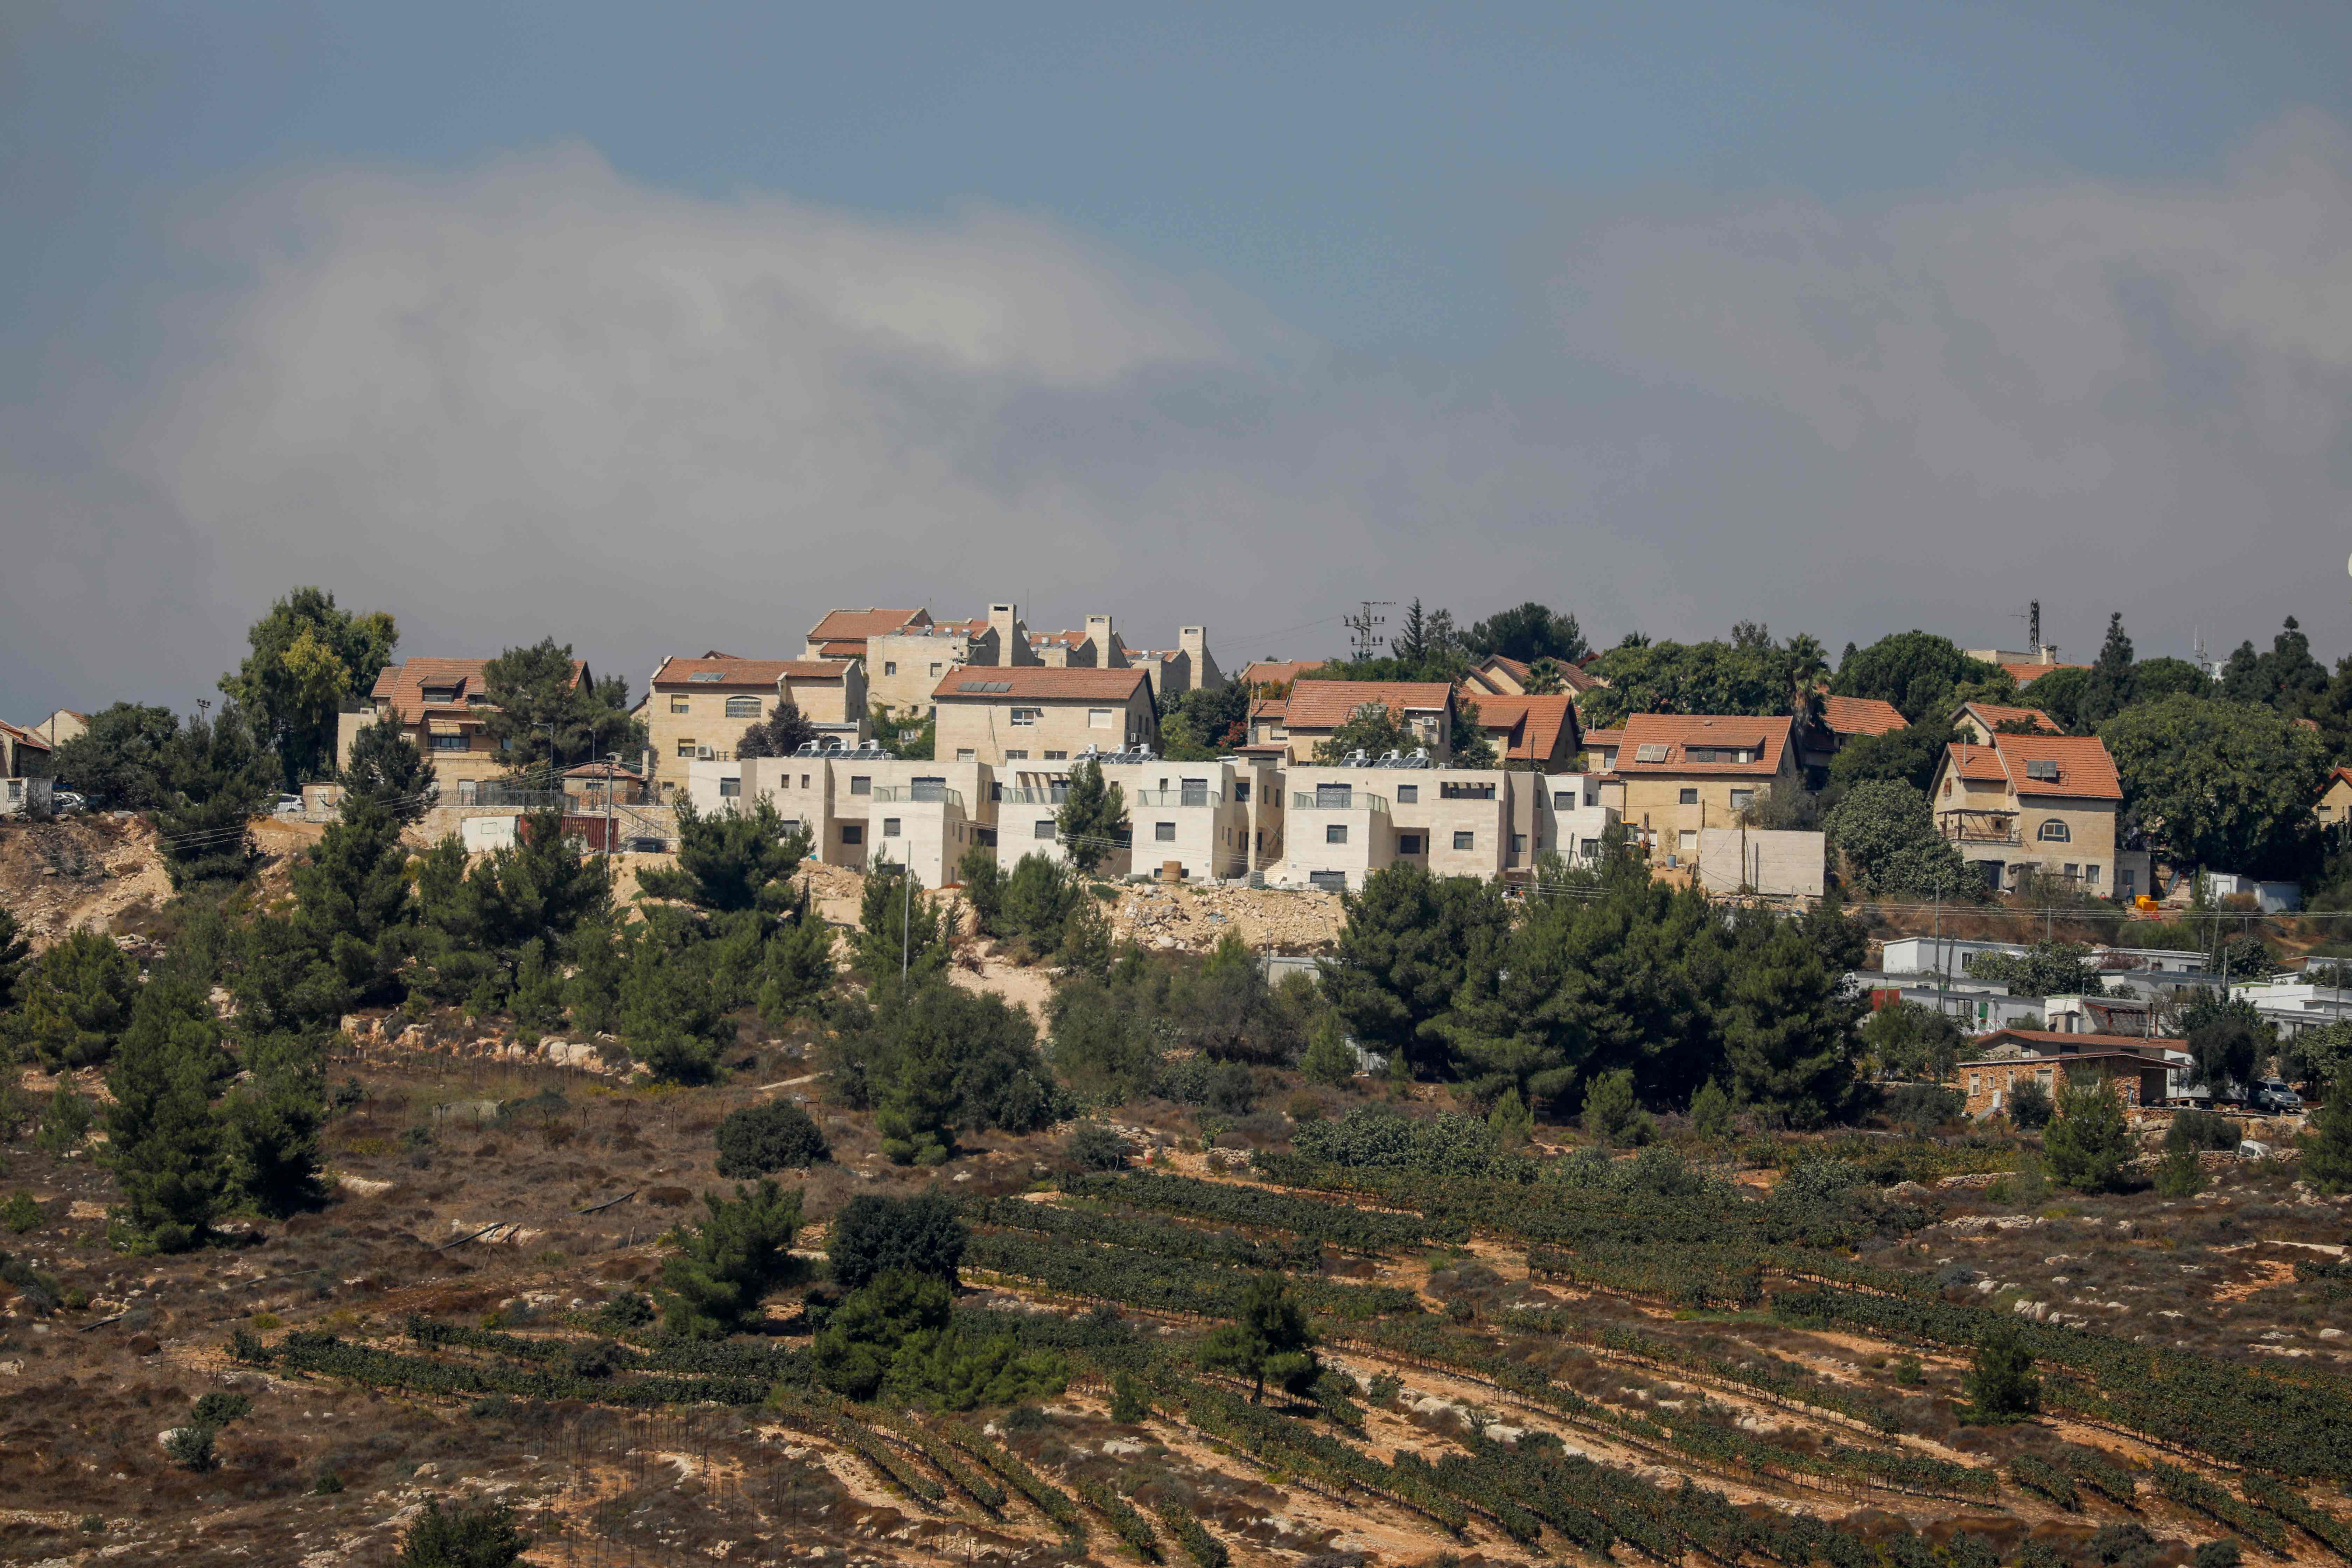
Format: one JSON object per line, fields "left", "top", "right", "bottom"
{"left": 1464, "top": 693, "right": 1582, "bottom": 772}
{"left": 688, "top": 750, "right": 996, "bottom": 888}
{"left": 1128, "top": 627, "right": 1223, "bottom": 704}
{"left": 1601, "top": 713, "right": 1802, "bottom": 866}
{"left": 1457, "top": 653, "right": 1603, "bottom": 699}
{"left": 2321, "top": 767, "right": 2352, "bottom": 831}
{"left": 638, "top": 654, "right": 866, "bottom": 793}
{"left": 1025, "top": 613, "right": 1130, "bottom": 670}
{"left": 1928, "top": 733, "right": 2144, "bottom": 897}
{"left": 337, "top": 656, "right": 589, "bottom": 800}
{"left": 1951, "top": 702, "right": 2063, "bottom": 745}
{"left": 866, "top": 619, "right": 992, "bottom": 717}
{"left": 932, "top": 665, "right": 1157, "bottom": 768}
{"left": 1957, "top": 1029, "right": 2174, "bottom": 1118}
{"left": 804, "top": 607, "right": 931, "bottom": 660}
{"left": 1276, "top": 762, "right": 1618, "bottom": 891}
{"left": 1277, "top": 680, "right": 1456, "bottom": 764}
{"left": 25, "top": 709, "right": 88, "bottom": 749}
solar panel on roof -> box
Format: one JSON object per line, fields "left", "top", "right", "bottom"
{"left": 689, "top": 672, "right": 724, "bottom": 682}
{"left": 957, "top": 680, "right": 1011, "bottom": 693}
{"left": 1634, "top": 743, "right": 1670, "bottom": 763}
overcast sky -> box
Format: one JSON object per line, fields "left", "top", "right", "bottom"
{"left": 7, "top": 2, "right": 2352, "bottom": 720}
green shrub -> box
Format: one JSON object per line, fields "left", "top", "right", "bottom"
{"left": 713, "top": 1100, "right": 830, "bottom": 1177}
{"left": 2167, "top": 1108, "right": 2239, "bottom": 1152}
{"left": 191, "top": 1391, "right": 252, "bottom": 1427}
{"left": 1581, "top": 1068, "right": 1652, "bottom": 1147}
{"left": 163, "top": 1423, "right": 217, "bottom": 1471}
{"left": 656, "top": 1181, "right": 810, "bottom": 1339}
{"left": 395, "top": 1498, "right": 531, "bottom": 1567}
{"left": 1688, "top": 1078, "right": 1734, "bottom": 1139}
{"left": 2007, "top": 1077, "right": 2052, "bottom": 1130}
{"left": 2044, "top": 1079, "right": 2132, "bottom": 1193}
{"left": 1064, "top": 1123, "right": 1134, "bottom": 1172}
{"left": 1962, "top": 1320, "right": 2039, "bottom": 1422}
{"left": 0, "top": 1192, "right": 40, "bottom": 1233}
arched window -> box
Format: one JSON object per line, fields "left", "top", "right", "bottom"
{"left": 724, "top": 695, "right": 762, "bottom": 718}
{"left": 2037, "top": 819, "right": 2070, "bottom": 842}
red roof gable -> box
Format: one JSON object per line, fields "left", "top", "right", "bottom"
{"left": 371, "top": 657, "right": 587, "bottom": 725}
{"left": 1612, "top": 714, "right": 1793, "bottom": 776}
{"left": 931, "top": 666, "right": 1149, "bottom": 702}
{"left": 1468, "top": 693, "right": 1582, "bottom": 765}
{"left": 806, "top": 608, "right": 930, "bottom": 647}
{"left": 1819, "top": 695, "right": 1907, "bottom": 737}
{"left": 1960, "top": 702, "right": 2064, "bottom": 736}
{"left": 1282, "top": 680, "right": 1456, "bottom": 730}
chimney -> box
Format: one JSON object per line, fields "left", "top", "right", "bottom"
{"left": 983, "top": 603, "right": 1040, "bottom": 667}
{"left": 1180, "top": 625, "right": 1220, "bottom": 688}
{"left": 1084, "top": 612, "right": 1126, "bottom": 668}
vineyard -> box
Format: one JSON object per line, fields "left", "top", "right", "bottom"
{"left": 201, "top": 1149, "right": 2352, "bottom": 1568}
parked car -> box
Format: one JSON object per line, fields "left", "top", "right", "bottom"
{"left": 2248, "top": 1078, "right": 2304, "bottom": 1115}
{"left": 273, "top": 793, "right": 304, "bottom": 817}
{"left": 51, "top": 790, "right": 86, "bottom": 814}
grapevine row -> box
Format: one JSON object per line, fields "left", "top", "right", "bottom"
{"left": 1059, "top": 1170, "right": 1444, "bottom": 1253}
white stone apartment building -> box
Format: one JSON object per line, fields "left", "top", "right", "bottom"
{"left": 1272, "top": 761, "right": 1618, "bottom": 892}
{"left": 686, "top": 749, "right": 997, "bottom": 888}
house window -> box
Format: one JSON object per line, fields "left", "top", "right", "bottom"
{"left": 1453, "top": 830, "right": 1474, "bottom": 850}
{"left": 1156, "top": 822, "right": 1177, "bottom": 842}
{"left": 883, "top": 818, "right": 901, "bottom": 838}
{"left": 1395, "top": 785, "right": 1418, "bottom": 804}
{"left": 1326, "top": 823, "right": 1348, "bottom": 844}
{"left": 799, "top": 774, "right": 810, "bottom": 789}
{"left": 1005, "top": 749, "right": 1028, "bottom": 761}
{"left": 1035, "top": 819, "right": 1056, "bottom": 839}
{"left": 1512, "top": 834, "right": 1527, "bottom": 854}
{"left": 1729, "top": 789, "right": 1754, "bottom": 811}
{"left": 676, "top": 738, "right": 698, "bottom": 757}
{"left": 1679, "top": 788, "right": 1699, "bottom": 805}
{"left": 1678, "top": 829, "right": 1697, "bottom": 853}
{"left": 1233, "top": 782, "right": 1250, "bottom": 803}
{"left": 930, "top": 663, "right": 943, "bottom": 676}
{"left": 1089, "top": 708, "right": 1114, "bottom": 728}
{"left": 1580, "top": 838, "right": 1599, "bottom": 858}
{"left": 1011, "top": 707, "right": 1041, "bottom": 726}
{"left": 884, "top": 661, "right": 898, "bottom": 676}
{"left": 2120, "top": 868, "right": 2136, "bottom": 896}
{"left": 1398, "top": 834, "right": 1424, "bottom": 854}
{"left": 1552, "top": 791, "right": 1574, "bottom": 808}
{"left": 725, "top": 695, "right": 761, "bottom": 718}
{"left": 849, "top": 776, "right": 871, "bottom": 795}
{"left": 1309, "top": 870, "right": 1347, "bottom": 891}
{"left": 840, "top": 824, "right": 863, "bottom": 845}
{"left": 2038, "top": 819, "right": 2070, "bottom": 842}
{"left": 432, "top": 734, "right": 468, "bottom": 752}
{"left": 719, "top": 776, "right": 742, "bottom": 799}
{"left": 669, "top": 695, "right": 689, "bottom": 714}
{"left": 956, "top": 749, "right": 976, "bottom": 762}
{"left": 1044, "top": 750, "right": 1068, "bottom": 761}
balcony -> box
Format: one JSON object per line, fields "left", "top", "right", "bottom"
{"left": 1292, "top": 790, "right": 1389, "bottom": 813}
{"left": 870, "top": 784, "right": 964, "bottom": 807}
{"left": 1940, "top": 813, "right": 2022, "bottom": 846}
{"left": 1133, "top": 789, "right": 1221, "bottom": 808}
{"left": 1001, "top": 786, "right": 1067, "bottom": 805}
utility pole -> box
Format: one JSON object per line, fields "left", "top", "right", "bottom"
{"left": 1344, "top": 601, "right": 1395, "bottom": 664}
{"left": 901, "top": 858, "right": 913, "bottom": 983}
{"left": 1933, "top": 878, "right": 1950, "bottom": 1022}
{"left": 604, "top": 752, "right": 618, "bottom": 858}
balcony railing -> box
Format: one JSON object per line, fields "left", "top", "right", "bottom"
{"left": 1292, "top": 790, "right": 1390, "bottom": 813}
{"left": 1001, "top": 786, "right": 1067, "bottom": 805}
{"left": 870, "top": 784, "right": 964, "bottom": 807}
{"left": 1940, "top": 817, "right": 2023, "bottom": 845}
{"left": 1134, "top": 789, "right": 1220, "bottom": 808}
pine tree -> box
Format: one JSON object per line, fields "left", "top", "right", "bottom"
{"left": 1300, "top": 1014, "right": 1356, "bottom": 1086}
{"left": 636, "top": 797, "right": 807, "bottom": 913}
{"left": 565, "top": 920, "right": 627, "bottom": 1035}
{"left": 1486, "top": 1085, "right": 1533, "bottom": 1147}
{"left": 657, "top": 1180, "right": 809, "bottom": 1338}
{"left": 757, "top": 900, "right": 836, "bottom": 1029}
{"left": 338, "top": 710, "right": 435, "bottom": 821}
{"left": 224, "top": 1031, "right": 327, "bottom": 1219}
{"left": 1199, "top": 1273, "right": 1318, "bottom": 1403}
{"left": 2081, "top": 612, "right": 2137, "bottom": 728}
{"left": 105, "top": 978, "right": 234, "bottom": 1252}
{"left": 1054, "top": 760, "right": 1129, "bottom": 875}
{"left": 0, "top": 903, "right": 30, "bottom": 1012}
{"left": 394, "top": 1498, "right": 531, "bottom": 1568}
{"left": 618, "top": 921, "right": 722, "bottom": 1084}
{"left": 2044, "top": 1077, "right": 2133, "bottom": 1193}
{"left": 1720, "top": 919, "right": 1865, "bottom": 1130}
{"left": 2302, "top": 1068, "right": 2352, "bottom": 1195}
{"left": 1688, "top": 1078, "right": 1734, "bottom": 1140}
{"left": 856, "top": 863, "right": 944, "bottom": 986}
{"left": 1963, "top": 1319, "right": 2040, "bottom": 1422}
{"left": 17, "top": 930, "right": 140, "bottom": 1070}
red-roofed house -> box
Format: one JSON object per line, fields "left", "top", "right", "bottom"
{"left": 1276, "top": 680, "right": 1458, "bottom": 764}
{"left": 2321, "top": 767, "right": 2352, "bottom": 831}
{"left": 1957, "top": 1030, "right": 2177, "bottom": 1118}
{"left": 339, "top": 655, "right": 591, "bottom": 797}
{"left": 1799, "top": 694, "right": 1910, "bottom": 775}
{"left": 1929, "top": 732, "right": 2144, "bottom": 898}
{"left": 1600, "top": 714, "right": 1802, "bottom": 863}
{"left": 1464, "top": 693, "right": 1583, "bottom": 772}
{"left": 931, "top": 665, "right": 1157, "bottom": 767}
{"left": 804, "top": 607, "right": 932, "bottom": 661}
{"left": 1952, "top": 702, "right": 2065, "bottom": 744}
{"left": 0, "top": 720, "right": 53, "bottom": 816}
{"left": 1458, "top": 653, "right": 1605, "bottom": 700}
{"left": 639, "top": 653, "right": 867, "bottom": 790}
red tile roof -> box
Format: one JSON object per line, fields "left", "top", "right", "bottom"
{"left": 370, "top": 657, "right": 586, "bottom": 724}
{"left": 1611, "top": 714, "right": 1794, "bottom": 776}
{"left": 806, "top": 608, "right": 929, "bottom": 647}
{"left": 1945, "top": 743, "right": 2011, "bottom": 785}
{"left": 931, "top": 666, "right": 1149, "bottom": 701}
{"left": 1240, "top": 660, "right": 1322, "bottom": 691}
{"left": 1959, "top": 702, "right": 2063, "bottom": 736}
{"left": 1282, "top": 680, "right": 1456, "bottom": 730}
{"left": 1819, "top": 695, "right": 1907, "bottom": 737}
{"left": 0, "top": 720, "right": 50, "bottom": 752}
{"left": 1942, "top": 735, "right": 2122, "bottom": 800}
{"left": 2324, "top": 766, "right": 2352, "bottom": 794}
{"left": 2003, "top": 661, "right": 2086, "bottom": 687}
{"left": 1249, "top": 697, "right": 1288, "bottom": 722}
{"left": 1466, "top": 693, "right": 1581, "bottom": 765}
{"left": 651, "top": 656, "right": 794, "bottom": 688}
